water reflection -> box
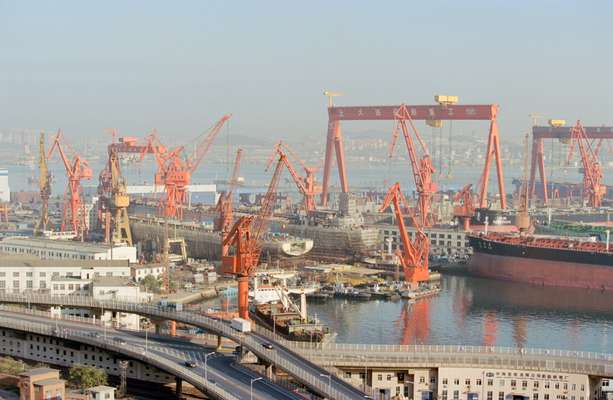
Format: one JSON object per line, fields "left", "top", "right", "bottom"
{"left": 308, "top": 275, "right": 613, "bottom": 352}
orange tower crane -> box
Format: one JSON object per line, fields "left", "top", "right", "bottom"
{"left": 144, "top": 114, "right": 231, "bottom": 219}
{"left": 48, "top": 130, "right": 93, "bottom": 237}
{"left": 380, "top": 182, "right": 430, "bottom": 286}
{"left": 267, "top": 141, "right": 319, "bottom": 212}
{"left": 453, "top": 184, "right": 475, "bottom": 231}
{"left": 566, "top": 120, "right": 605, "bottom": 208}
{"left": 215, "top": 148, "right": 243, "bottom": 256}
{"left": 389, "top": 104, "right": 437, "bottom": 227}
{"left": 221, "top": 152, "right": 285, "bottom": 320}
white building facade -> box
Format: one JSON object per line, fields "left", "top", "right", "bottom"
{"left": 0, "top": 169, "right": 9, "bottom": 203}
{"left": 0, "top": 237, "right": 137, "bottom": 263}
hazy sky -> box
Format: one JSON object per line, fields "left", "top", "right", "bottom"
{"left": 1, "top": 1, "right": 612, "bottom": 143}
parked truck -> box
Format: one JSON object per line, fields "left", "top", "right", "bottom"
{"left": 231, "top": 317, "right": 251, "bottom": 333}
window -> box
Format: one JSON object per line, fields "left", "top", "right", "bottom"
{"left": 488, "top": 380, "right": 494, "bottom": 386}
{"left": 453, "top": 391, "right": 459, "bottom": 400}
{"left": 498, "top": 392, "right": 504, "bottom": 400}
{"left": 26, "top": 272, "right": 32, "bottom": 277}
{"left": 555, "top": 383, "right": 560, "bottom": 389}
{"left": 344, "top": 372, "right": 351, "bottom": 378}
{"left": 40, "top": 281, "right": 46, "bottom": 289}
{"left": 500, "top": 380, "right": 505, "bottom": 386}
{"left": 378, "top": 374, "right": 382, "bottom": 381}
{"left": 523, "top": 381, "right": 528, "bottom": 388}
{"left": 442, "top": 390, "right": 448, "bottom": 400}
{"left": 563, "top": 384, "right": 567, "bottom": 390}
{"left": 0, "top": 272, "right": 4, "bottom": 277}
{"left": 571, "top": 384, "right": 576, "bottom": 391}
{"left": 420, "top": 377, "right": 426, "bottom": 383}
{"left": 487, "top": 392, "right": 493, "bottom": 400}
{"left": 533, "top": 394, "right": 538, "bottom": 400}
{"left": 580, "top": 385, "right": 585, "bottom": 391}
{"left": 12, "top": 281, "right": 19, "bottom": 289}
{"left": 455, "top": 379, "right": 460, "bottom": 385}
{"left": 511, "top": 380, "right": 516, "bottom": 387}
{"left": 0, "top": 281, "right": 5, "bottom": 289}
{"left": 12, "top": 272, "right": 19, "bottom": 277}
{"left": 39, "top": 272, "right": 46, "bottom": 277}
{"left": 466, "top": 379, "right": 471, "bottom": 385}
{"left": 477, "top": 379, "right": 482, "bottom": 386}
{"left": 26, "top": 281, "right": 33, "bottom": 289}
{"left": 545, "top": 382, "right": 550, "bottom": 389}
{"left": 443, "top": 379, "right": 448, "bottom": 385}
{"left": 544, "top": 395, "right": 549, "bottom": 400}
{"left": 387, "top": 374, "right": 392, "bottom": 381}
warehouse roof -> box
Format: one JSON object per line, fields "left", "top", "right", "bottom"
{"left": 0, "top": 254, "right": 128, "bottom": 268}
{"left": 0, "top": 236, "right": 124, "bottom": 252}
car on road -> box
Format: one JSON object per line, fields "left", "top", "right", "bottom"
{"left": 184, "top": 361, "right": 197, "bottom": 368}
{"left": 89, "top": 332, "right": 100, "bottom": 338}
{"left": 113, "top": 337, "right": 127, "bottom": 345}
{"left": 261, "top": 342, "right": 274, "bottom": 350}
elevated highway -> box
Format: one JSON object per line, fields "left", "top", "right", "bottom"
{"left": 0, "top": 293, "right": 368, "bottom": 400}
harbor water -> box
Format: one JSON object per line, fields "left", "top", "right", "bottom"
{"left": 305, "top": 274, "right": 613, "bottom": 353}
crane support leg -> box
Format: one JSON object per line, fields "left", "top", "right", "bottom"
{"left": 321, "top": 120, "right": 339, "bottom": 206}
{"left": 537, "top": 138, "right": 548, "bottom": 205}
{"left": 529, "top": 137, "right": 539, "bottom": 203}
{"left": 479, "top": 119, "right": 506, "bottom": 209}
{"left": 237, "top": 276, "right": 250, "bottom": 320}
{"left": 334, "top": 123, "right": 349, "bottom": 195}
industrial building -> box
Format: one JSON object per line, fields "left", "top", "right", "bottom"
{"left": 0, "top": 237, "right": 137, "bottom": 263}
{"left": 378, "top": 225, "right": 470, "bottom": 257}
{"left": 340, "top": 366, "right": 597, "bottom": 400}
{"left": 0, "top": 255, "right": 131, "bottom": 294}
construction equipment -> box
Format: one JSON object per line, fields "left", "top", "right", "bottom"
{"left": 453, "top": 184, "right": 475, "bottom": 231}
{"left": 144, "top": 114, "right": 231, "bottom": 219}
{"left": 47, "top": 130, "right": 93, "bottom": 237}
{"left": 108, "top": 148, "right": 132, "bottom": 245}
{"left": 0, "top": 203, "right": 8, "bottom": 224}
{"left": 566, "top": 120, "right": 605, "bottom": 208}
{"left": 36, "top": 132, "right": 51, "bottom": 233}
{"left": 320, "top": 101, "right": 505, "bottom": 209}
{"left": 215, "top": 148, "right": 243, "bottom": 252}
{"left": 221, "top": 152, "right": 285, "bottom": 320}
{"left": 379, "top": 182, "right": 430, "bottom": 287}
{"left": 267, "top": 141, "right": 319, "bottom": 213}
{"left": 389, "top": 104, "right": 437, "bottom": 227}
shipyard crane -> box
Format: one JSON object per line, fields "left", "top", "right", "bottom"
{"left": 389, "top": 104, "right": 437, "bottom": 227}
{"left": 144, "top": 114, "right": 231, "bottom": 219}
{"left": 453, "top": 184, "right": 475, "bottom": 231}
{"left": 380, "top": 182, "right": 430, "bottom": 286}
{"left": 36, "top": 132, "right": 51, "bottom": 234}
{"left": 47, "top": 130, "right": 93, "bottom": 237}
{"left": 222, "top": 151, "right": 285, "bottom": 320}
{"left": 267, "top": 141, "right": 319, "bottom": 212}
{"left": 215, "top": 148, "right": 243, "bottom": 256}
{"left": 566, "top": 120, "right": 605, "bottom": 208}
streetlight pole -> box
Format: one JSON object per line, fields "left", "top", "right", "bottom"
{"left": 320, "top": 373, "right": 331, "bottom": 394}
{"left": 204, "top": 352, "right": 215, "bottom": 382}
{"left": 250, "top": 377, "right": 263, "bottom": 400}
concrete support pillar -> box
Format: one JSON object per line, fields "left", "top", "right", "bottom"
{"left": 169, "top": 321, "right": 177, "bottom": 337}
{"left": 216, "top": 335, "right": 223, "bottom": 350}
{"left": 265, "top": 364, "right": 274, "bottom": 381}
{"left": 175, "top": 377, "right": 182, "bottom": 397}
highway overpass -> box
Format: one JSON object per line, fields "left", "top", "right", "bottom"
{"left": 0, "top": 293, "right": 368, "bottom": 400}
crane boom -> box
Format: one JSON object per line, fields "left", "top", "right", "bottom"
{"left": 221, "top": 152, "right": 285, "bottom": 320}
{"left": 389, "top": 104, "right": 437, "bottom": 226}
{"left": 187, "top": 114, "right": 232, "bottom": 173}
{"left": 36, "top": 132, "right": 51, "bottom": 234}
{"left": 216, "top": 148, "right": 243, "bottom": 256}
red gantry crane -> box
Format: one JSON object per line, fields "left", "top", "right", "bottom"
{"left": 144, "top": 114, "right": 231, "bottom": 219}
{"left": 215, "top": 148, "right": 243, "bottom": 256}
{"left": 453, "top": 184, "right": 475, "bottom": 231}
{"left": 380, "top": 182, "right": 430, "bottom": 287}
{"left": 47, "top": 130, "right": 93, "bottom": 237}
{"left": 221, "top": 151, "right": 285, "bottom": 320}
{"left": 267, "top": 141, "right": 319, "bottom": 213}
{"left": 566, "top": 120, "right": 605, "bottom": 208}
{"left": 389, "top": 104, "right": 437, "bottom": 227}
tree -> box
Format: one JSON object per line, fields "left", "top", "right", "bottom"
{"left": 141, "top": 274, "right": 161, "bottom": 293}
{"left": 68, "top": 365, "right": 107, "bottom": 390}
{"left": 0, "top": 357, "right": 25, "bottom": 375}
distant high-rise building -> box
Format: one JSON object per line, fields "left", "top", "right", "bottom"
{"left": 0, "top": 169, "right": 9, "bottom": 202}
